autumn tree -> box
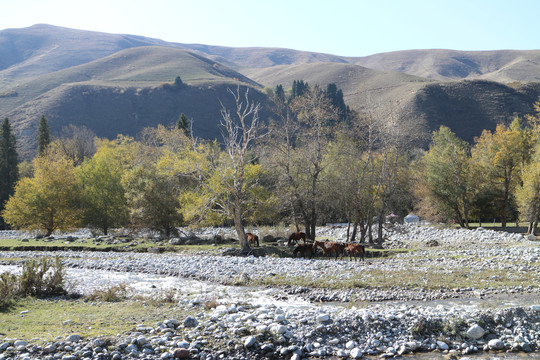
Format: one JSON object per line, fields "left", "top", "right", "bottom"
{"left": 517, "top": 100, "right": 540, "bottom": 234}
{"left": 471, "top": 119, "right": 528, "bottom": 228}
{"left": 2, "top": 153, "right": 81, "bottom": 236}
{"left": 0, "top": 118, "right": 19, "bottom": 229}
{"left": 124, "top": 126, "right": 187, "bottom": 237}
{"left": 161, "top": 87, "right": 266, "bottom": 252}
{"left": 77, "top": 139, "right": 129, "bottom": 235}
{"left": 263, "top": 85, "right": 337, "bottom": 240}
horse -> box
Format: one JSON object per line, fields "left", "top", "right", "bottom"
{"left": 293, "top": 243, "right": 316, "bottom": 259}
{"left": 313, "top": 240, "right": 346, "bottom": 260}
{"left": 288, "top": 232, "right": 307, "bottom": 247}
{"left": 246, "top": 233, "right": 259, "bottom": 247}
{"left": 345, "top": 243, "right": 365, "bottom": 261}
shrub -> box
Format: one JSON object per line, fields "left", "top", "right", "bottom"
{"left": 0, "top": 272, "right": 18, "bottom": 309}
{"left": 87, "top": 284, "right": 129, "bottom": 302}
{"left": 19, "top": 256, "right": 66, "bottom": 297}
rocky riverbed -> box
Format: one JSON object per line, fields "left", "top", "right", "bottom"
{"left": 0, "top": 224, "right": 539, "bottom": 359}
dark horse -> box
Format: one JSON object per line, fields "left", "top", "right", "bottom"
{"left": 246, "top": 233, "right": 259, "bottom": 247}
{"left": 288, "top": 232, "right": 307, "bottom": 247}
{"left": 293, "top": 243, "right": 316, "bottom": 259}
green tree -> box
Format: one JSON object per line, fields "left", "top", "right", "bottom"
{"left": 174, "top": 76, "right": 183, "bottom": 87}
{"left": 291, "top": 80, "right": 309, "bottom": 99}
{"left": 420, "top": 126, "right": 474, "bottom": 228}
{"left": 0, "top": 118, "right": 19, "bottom": 229}
{"left": 325, "top": 83, "right": 348, "bottom": 122}
{"left": 37, "top": 115, "right": 50, "bottom": 156}
{"left": 263, "top": 85, "right": 337, "bottom": 240}
{"left": 275, "top": 84, "right": 286, "bottom": 102}
{"left": 2, "top": 153, "right": 81, "bottom": 236}
{"left": 77, "top": 140, "right": 129, "bottom": 235}
{"left": 176, "top": 113, "right": 190, "bottom": 136}
{"left": 123, "top": 166, "right": 183, "bottom": 238}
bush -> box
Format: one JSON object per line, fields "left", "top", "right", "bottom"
{"left": 0, "top": 273, "right": 18, "bottom": 309}
{"left": 86, "top": 284, "right": 129, "bottom": 302}
{"left": 19, "top": 256, "right": 66, "bottom": 297}
{"left": 0, "top": 256, "right": 66, "bottom": 310}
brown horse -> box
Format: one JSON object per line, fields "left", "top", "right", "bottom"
{"left": 246, "top": 233, "right": 259, "bottom": 247}
{"left": 288, "top": 232, "right": 307, "bottom": 247}
{"left": 313, "top": 240, "right": 346, "bottom": 259}
{"left": 345, "top": 243, "right": 365, "bottom": 261}
{"left": 293, "top": 243, "right": 316, "bottom": 259}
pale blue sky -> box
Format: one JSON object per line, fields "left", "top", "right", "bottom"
{"left": 4, "top": 0, "right": 540, "bottom": 57}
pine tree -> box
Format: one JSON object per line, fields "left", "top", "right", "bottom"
{"left": 37, "top": 115, "right": 50, "bottom": 156}
{"left": 275, "top": 84, "right": 286, "bottom": 102}
{"left": 0, "top": 118, "right": 19, "bottom": 229}
{"left": 176, "top": 113, "right": 190, "bottom": 135}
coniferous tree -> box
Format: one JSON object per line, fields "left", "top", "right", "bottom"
{"left": 37, "top": 115, "right": 50, "bottom": 156}
{"left": 275, "top": 84, "right": 286, "bottom": 102}
{"left": 0, "top": 118, "right": 19, "bottom": 229}
{"left": 291, "top": 80, "right": 309, "bottom": 99}
{"left": 325, "top": 83, "right": 348, "bottom": 122}
{"left": 176, "top": 113, "right": 190, "bottom": 135}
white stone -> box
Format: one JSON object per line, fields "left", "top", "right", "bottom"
{"left": 350, "top": 347, "right": 363, "bottom": 358}
{"left": 316, "top": 313, "right": 330, "bottom": 322}
{"left": 244, "top": 336, "right": 256, "bottom": 348}
{"left": 488, "top": 338, "right": 505, "bottom": 350}
{"left": 437, "top": 341, "right": 449, "bottom": 351}
{"left": 467, "top": 324, "right": 486, "bottom": 339}
{"left": 345, "top": 340, "right": 356, "bottom": 349}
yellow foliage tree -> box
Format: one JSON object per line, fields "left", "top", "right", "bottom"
{"left": 471, "top": 119, "right": 528, "bottom": 228}
{"left": 2, "top": 153, "right": 82, "bottom": 236}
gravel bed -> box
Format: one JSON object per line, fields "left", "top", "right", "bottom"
{"left": 1, "top": 224, "right": 539, "bottom": 359}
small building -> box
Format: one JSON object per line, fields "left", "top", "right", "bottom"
{"left": 404, "top": 213, "right": 420, "bottom": 224}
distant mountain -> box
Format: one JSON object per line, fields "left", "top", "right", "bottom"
{"left": 2, "top": 24, "right": 540, "bottom": 157}
{"left": 351, "top": 49, "right": 540, "bottom": 82}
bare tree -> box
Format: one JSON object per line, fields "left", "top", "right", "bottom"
{"left": 55, "top": 124, "right": 97, "bottom": 165}
{"left": 218, "top": 86, "right": 265, "bottom": 252}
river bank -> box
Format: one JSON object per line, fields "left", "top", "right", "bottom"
{"left": 0, "top": 224, "right": 539, "bottom": 359}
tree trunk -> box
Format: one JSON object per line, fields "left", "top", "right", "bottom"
{"left": 233, "top": 207, "right": 249, "bottom": 253}
{"left": 367, "top": 220, "right": 373, "bottom": 244}
{"left": 377, "top": 211, "right": 384, "bottom": 248}
{"left": 359, "top": 220, "right": 366, "bottom": 243}
{"left": 350, "top": 222, "right": 358, "bottom": 242}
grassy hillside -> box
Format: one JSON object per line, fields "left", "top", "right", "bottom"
{"left": 352, "top": 49, "right": 540, "bottom": 82}
{"left": 10, "top": 82, "right": 271, "bottom": 159}
{"left": 0, "top": 45, "right": 265, "bottom": 158}
{"left": 2, "top": 24, "right": 540, "bottom": 157}
{"left": 0, "top": 24, "right": 179, "bottom": 86}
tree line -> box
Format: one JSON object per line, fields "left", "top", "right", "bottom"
{"left": 1, "top": 82, "right": 539, "bottom": 252}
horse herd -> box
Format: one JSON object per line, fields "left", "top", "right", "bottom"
{"left": 245, "top": 231, "right": 365, "bottom": 261}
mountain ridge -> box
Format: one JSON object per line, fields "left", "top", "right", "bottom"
{"left": 2, "top": 24, "right": 540, "bottom": 158}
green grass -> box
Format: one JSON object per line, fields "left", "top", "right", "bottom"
{"left": 0, "top": 297, "right": 189, "bottom": 342}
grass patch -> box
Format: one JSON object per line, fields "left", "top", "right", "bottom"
{"left": 0, "top": 297, "right": 189, "bottom": 342}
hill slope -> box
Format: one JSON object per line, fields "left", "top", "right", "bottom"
{"left": 1, "top": 45, "right": 264, "bottom": 158}
{"left": 2, "top": 24, "right": 540, "bottom": 158}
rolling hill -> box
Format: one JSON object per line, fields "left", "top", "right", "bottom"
{"left": 2, "top": 24, "right": 540, "bottom": 157}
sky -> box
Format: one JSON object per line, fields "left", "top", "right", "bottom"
{"left": 3, "top": 0, "right": 540, "bottom": 57}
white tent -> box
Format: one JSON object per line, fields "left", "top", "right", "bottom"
{"left": 404, "top": 213, "right": 420, "bottom": 223}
